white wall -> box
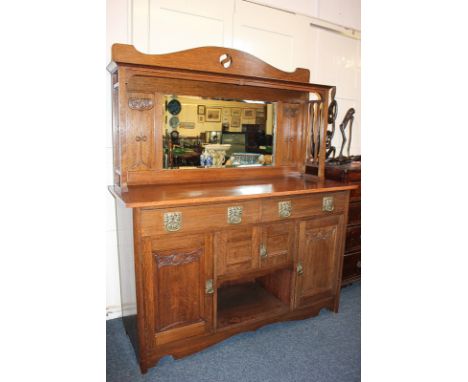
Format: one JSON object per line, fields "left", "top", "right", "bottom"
{"left": 106, "top": 0, "right": 130, "bottom": 319}
{"left": 106, "top": 0, "right": 361, "bottom": 319}
{"left": 239, "top": 0, "right": 360, "bottom": 29}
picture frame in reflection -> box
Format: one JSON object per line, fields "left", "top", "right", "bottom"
{"left": 206, "top": 108, "right": 222, "bottom": 122}
{"left": 231, "top": 116, "right": 240, "bottom": 127}
{"left": 242, "top": 109, "right": 256, "bottom": 118}
{"left": 231, "top": 108, "right": 241, "bottom": 117}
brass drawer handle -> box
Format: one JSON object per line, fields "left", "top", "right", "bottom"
{"left": 260, "top": 244, "right": 268, "bottom": 259}
{"left": 163, "top": 212, "right": 182, "bottom": 232}
{"left": 278, "top": 200, "right": 292, "bottom": 218}
{"left": 297, "top": 263, "right": 304, "bottom": 276}
{"left": 322, "top": 196, "right": 335, "bottom": 212}
{"left": 205, "top": 279, "right": 214, "bottom": 294}
{"left": 227, "top": 206, "right": 243, "bottom": 224}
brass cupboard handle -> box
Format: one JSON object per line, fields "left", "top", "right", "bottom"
{"left": 297, "top": 263, "right": 304, "bottom": 276}
{"left": 205, "top": 279, "right": 214, "bottom": 295}
{"left": 260, "top": 244, "right": 268, "bottom": 259}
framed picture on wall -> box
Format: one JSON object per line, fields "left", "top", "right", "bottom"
{"left": 197, "top": 105, "right": 206, "bottom": 115}
{"left": 242, "top": 109, "right": 256, "bottom": 118}
{"left": 231, "top": 108, "right": 241, "bottom": 117}
{"left": 198, "top": 115, "right": 205, "bottom": 123}
{"left": 206, "top": 108, "right": 221, "bottom": 122}
{"left": 231, "top": 116, "right": 240, "bottom": 127}
{"left": 256, "top": 109, "right": 265, "bottom": 118}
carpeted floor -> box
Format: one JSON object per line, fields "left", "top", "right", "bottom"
{"left": 107, "top": 282, "right": 360, "bottom": 382}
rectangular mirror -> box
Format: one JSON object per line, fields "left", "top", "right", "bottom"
{"left": 162, "top": 95, "right": 276, "bottom": 169}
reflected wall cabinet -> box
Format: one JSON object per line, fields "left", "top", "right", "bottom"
{"left": 108, "top": 44, "right": 357, "bottom": 373}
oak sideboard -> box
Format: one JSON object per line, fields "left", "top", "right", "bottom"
{"left": 108, "top": 44, "right": 357, "bottom": 373}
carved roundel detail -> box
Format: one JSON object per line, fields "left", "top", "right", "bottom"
{"left": 128, "top": 97, "right": 154, "bottom": 111}
{"left": 219, "top": 53, "right": 232, "bottom": 69}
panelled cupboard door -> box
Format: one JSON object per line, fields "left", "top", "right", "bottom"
{"left": 260, "top": 221, "right": 295, "bottom": 269}
{"left": 125, "top": 92, "right": 159, "bottom": 171}
{"left": 232, "top": 0, "right": 306, "bottom": 73}
{"left": 143, "top": 233, "right": 214, "bottom": 348}
{"left": 275, "top": 102, "right": 307, "bottom": 167}
{"left": 295, "top": 215, "right": 343, "bottom": 308}
{"left": 215, "top": 226, "right": 261, "bottom": 276}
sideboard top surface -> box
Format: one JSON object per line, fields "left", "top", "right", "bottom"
{"left": 109, "top": 176, "right": 357, "bottom": 208}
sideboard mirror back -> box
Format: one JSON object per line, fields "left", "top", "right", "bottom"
{"left": 108, "top": 44, "right": 332, "bottom": 190}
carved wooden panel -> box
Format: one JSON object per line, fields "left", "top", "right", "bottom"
{"left": 128, "top": 97, "right": 154, "bottom": 110}
{"left": 126, "top": 92, "right": 157, "bottom": 171}
{"left": 145, "top": 233, "right": 213, "bottom": 347}
{"left": 295, "top": 215, "right": 343, "bottom": 308}
{"left": 155, "top": 248, "right": 201, "bottom": 268}
{"left": 155, "top": 250, "right": 201, "bottom": 331}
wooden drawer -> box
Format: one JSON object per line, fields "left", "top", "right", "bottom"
{"left": 348, "top": 201, "right": 361, "bottom": 226}
{"left": 140, "top": 200, "right": 261, "bottom": 236}
{"left": 345, "top": 225, "right": 361, "bottom": 252}
{"left": 261, "top": 191, "right": 347, "bottom": 223}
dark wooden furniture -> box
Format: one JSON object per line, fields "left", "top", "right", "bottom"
{"left": 108, "top": 44, "right": 357, "bottom": 373}
{"left": 324, "top": 161, "right": 361, "bottom": 285}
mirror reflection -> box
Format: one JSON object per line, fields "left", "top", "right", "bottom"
{"left": 163, "top": 95, "right": 275, "bottom": 169}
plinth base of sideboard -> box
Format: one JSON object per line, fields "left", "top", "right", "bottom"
{"left": 136, "top": 296, "right": 337, "bottom": 373}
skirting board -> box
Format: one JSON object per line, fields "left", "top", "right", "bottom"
{"left": 106, "top": 303, "right": 137, "bottom": 320}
